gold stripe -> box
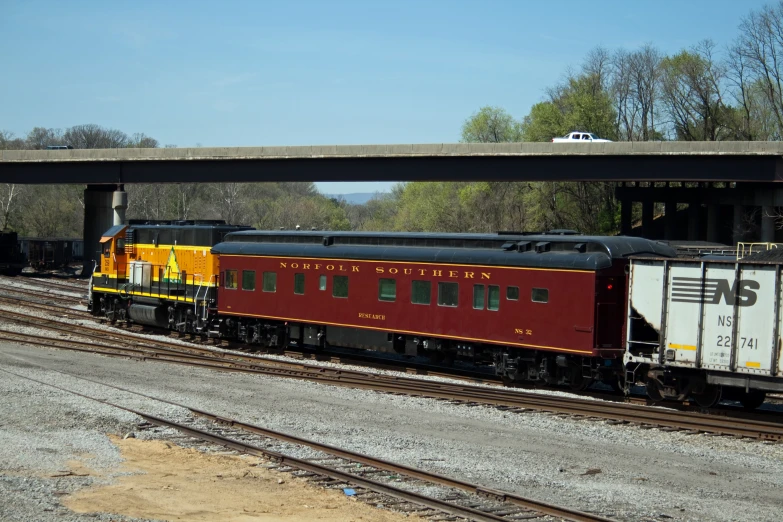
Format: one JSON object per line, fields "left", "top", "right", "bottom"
{"left": 91, "top": 286, "right": 196, "bottom": 303}
{"left": 745, "top": 361, "right": 761, "bottom": 368}
{"left": 221, "top": 310, "right": 595, "bottom": 354}
{"left": 668, "top": 343, "right": 697, "bottom": 351}
{"left": 219, "top": 254, "right": 592, "bottom": 274}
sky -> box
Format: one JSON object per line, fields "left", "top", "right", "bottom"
{"left": 0, "top": 0, "right": 772, "bottom": 194}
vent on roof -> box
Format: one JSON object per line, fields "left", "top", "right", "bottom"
{"left": 323, "top": 236, "right": 334, "bottom": 246}
{"left": 501, "top": 241, "right": 517, "bottom": 251}
{"left": 517, "top": 241, "right": 532, "bottom": 252}
{"left": 535, "top": 241, "right": 551, "bottom": 253}
{"left": 573, "top": 242, "right": 587, "bottom": 253}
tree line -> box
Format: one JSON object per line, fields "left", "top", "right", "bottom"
{"left": 3, "top": 2, "right": 783, "bottom": 238}
{"left": 456, "top": 2, "right": 783, "bottom": 234}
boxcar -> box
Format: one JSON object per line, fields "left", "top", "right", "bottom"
{"left": 625, "top": 253, "right": 783, "bottom": 408}
{"left": 212, "top": 231, "right": 676, "bottom": 388}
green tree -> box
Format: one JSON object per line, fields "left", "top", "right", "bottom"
{"left": 521, "top": 73, "right": 618, "bottom": 142}
{"left": 460, "top": 106, "right": 522, "bottom": 143}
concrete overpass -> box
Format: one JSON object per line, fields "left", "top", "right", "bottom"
{"left": 2, "top": 141, "right": 783, "bottom": 270}
{"left": 2, "top": 141, "right": 783, "bottom": 183}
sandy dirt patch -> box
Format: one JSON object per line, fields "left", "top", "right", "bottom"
{"left": 64, "top": 435, "right": 421, "bottom": 522}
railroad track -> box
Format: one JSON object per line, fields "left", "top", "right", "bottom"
{"left": 1, "top": 365, "right": 613, "bottom": 522}
{"left": 16, "top": 275, "right": 88, "bottom": 291}
{"left": 0, "top": 295, "right": 91, "bottom": 319}
{"left": 3, "top": 313, "right": 783, "bottom": 442}
{"left": 0, "top": 284, "right": 85, "bottom": 306}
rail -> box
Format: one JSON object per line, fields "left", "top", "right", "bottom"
{"left": 1, "top": 366, "right": 613, "bottom": 522}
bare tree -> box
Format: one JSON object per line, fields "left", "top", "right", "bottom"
{"left": 0, "top": 130, "right": 26, "bottom": 150}
{"left": 25, "top": 127, "right": 64, "bottom": 149}
{"left": 64, "top": 124, "right": 129, "bottom": 149}
{"left": 611, "top": 45, "right": 663, "bottom": 141}
{"left": 127, "top": 133, "right": 160, "bottom": 148}
{"left": 212, "top": 183, "right": 247, "bottom": 225}
{"left": 660, "top": 40, "right": 731, "bottom": 140}
{"left": 731, "top": 1, "right": 783, "bottom": 138}
{"left": 0, "top": 184, "right": 23, "bottom": 230}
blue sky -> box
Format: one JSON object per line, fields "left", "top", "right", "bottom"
{"left": 0, "top": 0, "right": 770, "bottom": 194}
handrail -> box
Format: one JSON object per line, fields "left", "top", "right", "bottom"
{"left": 737, "top": 242, "right": 782, "bottom": 260}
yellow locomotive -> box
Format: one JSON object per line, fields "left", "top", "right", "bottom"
{"left": 89, "top": 220, "right": 251, "bottom": 332}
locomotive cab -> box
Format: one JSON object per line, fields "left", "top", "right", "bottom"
{"left": 97, "top": 225, "right": 128, "bottom": 277}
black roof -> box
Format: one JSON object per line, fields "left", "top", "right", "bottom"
{"left": 99, "top": 223, "right": 253, "bottom": 248}
{"left": 212, "top": 231, "right": 677, "bottom": 271}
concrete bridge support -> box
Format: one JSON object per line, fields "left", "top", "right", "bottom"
{"left": 687, "top": 203, "right": 701, "bottom": 240}
{"left": 664, "top": 201, "right": 677, "bottom": 240}
{"left": 620, "top": 200, "right": 633, "bottom": 236}
{"left": 761, "top": 206, "right": 776, "bottom": 243}
{"left": 83, "top": 185, "right": 126, "bottom": 276}
{"left": 706, "top": 204, "right": 720, "bottom": 243}
{"left": 615, "top": 182, "right": 782, "bottom": 245}
{"left": 732, "top": 205, "right": 746, "bottom": 245}
{"left": 641, "top": 200, "right": 654, "bottom": 235}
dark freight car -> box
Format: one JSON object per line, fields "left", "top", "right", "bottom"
{"left": 0, "top": 230, "right": 25, "bottom": 274}
{"left": 19, "top": 237, "right": 80, "bottom": 269}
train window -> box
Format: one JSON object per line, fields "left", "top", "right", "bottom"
{"left": 506, "top": 286, "right": 519, "bottom": 300}
{"left": 263, "top": 272, "right": 277, "bottom": 292}
{"left": 411, "top": 280, "right": 431, "bottom": 305}
{"left": 473, "top": 284, "right": 485, "bottom": 309}
{"left": 294, "top": 273, "right": 305, "bottom": 294}
{"left": 224, "top": 269, "right": 238, "bottom": 290}
{"left": 438, "top": 282, "right": 459, "bottom": 307}
{"left": 488, "top": 285, "right": 500, "bottom": 311}
{"left": 116, "top": 238, "right": 125, "bottom": 254}
{"left": 319, "top": 274, "right": 327, "bottom": 291}
{"left": 333, "top": 275, "right": 349, "bottom": 298}
{"left": 532, "top": 287, "right": 549, "bottom": 303}
{"left": 242, "top": 270, "right": 256, "bottom": 291}
{"left": 102, "top": 240, "right": 112, "bottom": 258}
{"left": 378, "top": 278, "right": 396, "bottom": 302}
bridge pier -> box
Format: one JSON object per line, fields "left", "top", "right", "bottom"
{"left": 664, "top": 201, "right": 677, "bottom": 240}
{"left": 706, "top": 204, "right": 720, "bottom": 243}
{"left": 616, "top": 182, "right": 782, "bottom": 245}
{"left": 761, "top": 205, "right": 776, "bottom": 243}
{"left": 83, "top": 185, "right": 126, "bottom": 276}
{"left": 687, "top": 203, "right": 701, "bottom": 240}
{"left": 641, "top": 200, "right": 654, "bottom": 236}
{"left": 620, "top": 200, "right": 633, "bottom": 236}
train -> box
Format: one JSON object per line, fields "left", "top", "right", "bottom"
{"left": 0, "top": 231, "right": 83, "bottom": 274}
{"left": 86, "top": 220, "right": 783, "bottom": 410}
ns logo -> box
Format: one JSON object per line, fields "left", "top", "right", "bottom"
{"left": 671, "top": 277, "right": 759, "bottom": 307}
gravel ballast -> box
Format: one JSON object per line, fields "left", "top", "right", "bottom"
{"left": 1, "top": 341, "right": 782, "bottom": 521}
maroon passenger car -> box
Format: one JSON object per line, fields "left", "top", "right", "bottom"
{"left": 211, "top": 231, "right": 675, "bottom": 388}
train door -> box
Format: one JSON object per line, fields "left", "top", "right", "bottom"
{"left": 595, "top": 274, "right": 625, "bottom": 349}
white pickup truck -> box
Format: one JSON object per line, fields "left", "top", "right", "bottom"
{"left": 551, "top": 131, "right": 612, "bottom": 143}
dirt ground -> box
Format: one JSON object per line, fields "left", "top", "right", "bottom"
{"left": 64, "top": 435, "right": 421, "bottom": 522}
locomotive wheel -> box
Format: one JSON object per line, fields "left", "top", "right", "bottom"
{"left": 691, "top": 385, "right": 722, "bottom": 408}
{"left": 739, "top": 390, "right": 766, "bottom": 410}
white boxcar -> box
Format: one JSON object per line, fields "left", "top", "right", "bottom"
{"left": 625, "top": 256, "right": 781, "bottom": 408}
